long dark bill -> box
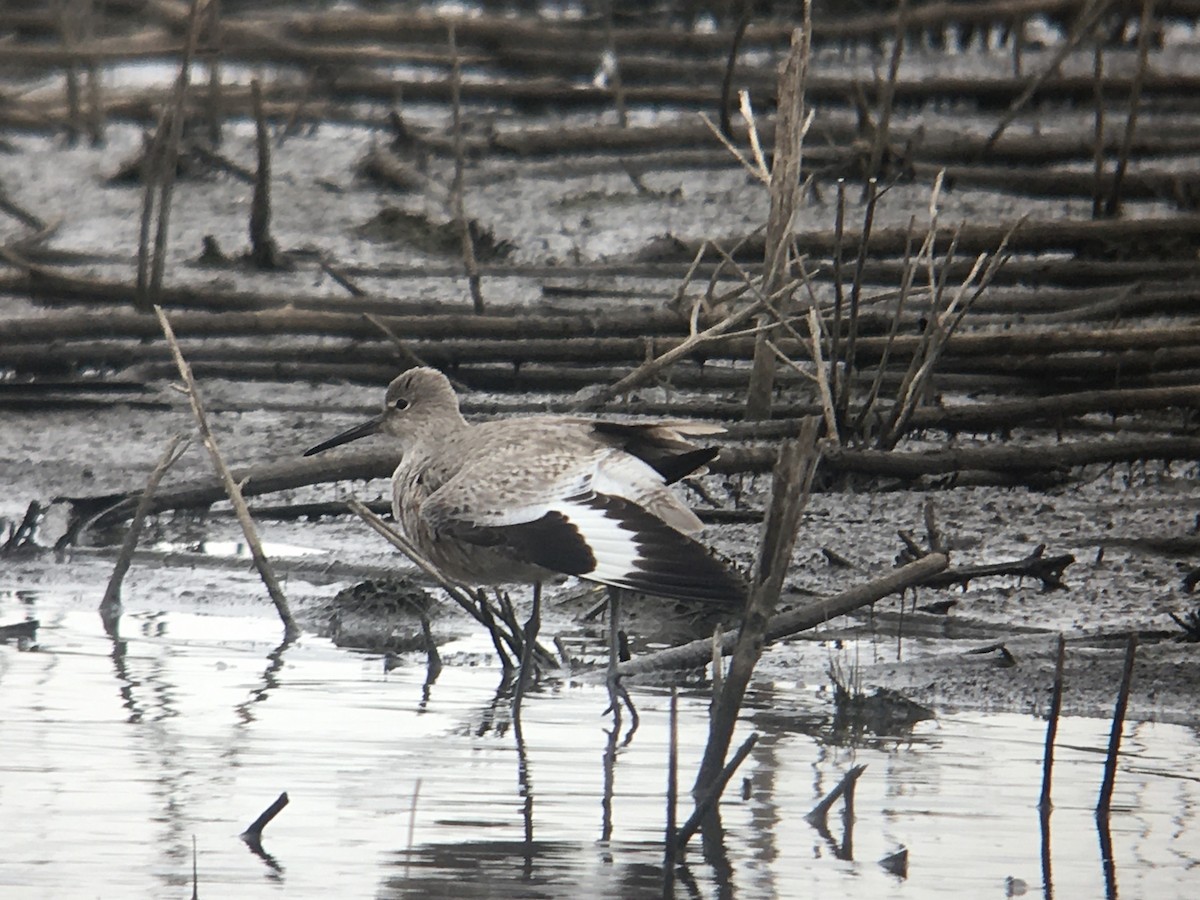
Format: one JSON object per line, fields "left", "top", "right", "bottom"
{"left": 303, "top": 415, "right": 384, "bottom": 456}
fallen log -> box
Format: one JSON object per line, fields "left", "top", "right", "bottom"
{"left": 71, "top": 433, "right": 1200, "bottom": 533}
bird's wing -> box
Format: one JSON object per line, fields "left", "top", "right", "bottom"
{"left": 420, "top": 444, "right": 743, "bottom": 605}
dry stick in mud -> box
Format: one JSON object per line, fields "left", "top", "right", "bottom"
{"left": 154, "top": 305, "right": 300, "bottom": 640}
{"left": 877, "top": 208, "right": 1018, "bottom": 450}
{"left": 1092, "top": 38, "right": 1106, "bottom": 218}
{"left": 99, "top": 432, "right": 189, "bottom": 625}
{"left": 136, "top": 0, "right": 205, "bottom": 311}
{"left": 982, "top": 0, "right": 1113, "bottom": 153}
{"left": 746, "top": 23, "right": 810, "bottom": 421}
{"left": 863, "top": 0, "right": 906, "bottom": 186}
{"left": 836, "top": 176, "right": 881, "bottom": 427}
{"left": 599, "top": 0, "right": 627, "bottom": 127}
{"left": 568, "top": 295, "right": 769, "bottom": 412}
{"left": 447, "top": 25, "right": 484, "bottom": 315}
{"left": 248, "top": 78, "right": 283, "bottom": 269}
{"left": 920, "top": 545, "right": 1073, "bottom": 591}
{"left": 717, "top": 4, "right": 752, "bottom": 139}
{"left": 685, "top": 423, "right": 821, "bottom": 844}
{"left": 346, "top": 499, "right": 558, "bottom": 672}
{"left": 202, "top": 0, "right": 223, "bottom": 146}
{"left": 1104, "top": 0, "right": 1155, "bottom": 217}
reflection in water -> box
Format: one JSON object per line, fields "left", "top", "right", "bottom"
{"left": 234, "top": 637, "right": 293, "bottom": 726}
{"left": 600, "top": 720, "right": 619, "bottom": 846}
{"left": 1096, "top": 811, "right": 1118, "bottom": 900}
{"left": 512, "top": 706, "right": 535, "bottom": 879}
{"left": 699, "top": 810, "right": 735, "bottom": 900}
{"left": 1040, "top": 806, "right": 1054, "bottom": 900}
{"left": 383, "top": 839, "right": 665, "bottom": 898}
{"left": 241, "top": 792, "right": 289, "bottom": 878}
{"left": 3, "top": 586, "right": 1199, "bottom": 899}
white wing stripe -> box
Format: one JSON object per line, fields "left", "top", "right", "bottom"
{"left": 548, "top": 497, "right": 642, "bottom": 581}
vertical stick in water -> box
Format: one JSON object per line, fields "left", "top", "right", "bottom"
{"left": 1097, "top": 634, "right": 1137, "bottom": 815}
{"left": 662, "top": 688, "right": 678, "bottom": 899}
{"left": 1039, "top": 634, "right": 1067, "bottom": 812}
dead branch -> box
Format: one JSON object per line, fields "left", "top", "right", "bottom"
{"left": 154, "top": 306, "right": 299, "bottom": 640}
{"left": 917, "top": 545, "right": 1075, "bottom": 592}
{"left": 99, "top": 433, "right": 189, "bottom": 622}
{"left": 616, "top": 553, "right": 948, "bottom": 679}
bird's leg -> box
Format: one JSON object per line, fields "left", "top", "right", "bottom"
{"left": 605, "top": 586, "right": 639, "bottom": 735}
{"left": 512, "top": 581, "right": 541, "bottom": 717}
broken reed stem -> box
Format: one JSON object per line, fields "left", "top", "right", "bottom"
{"left": 851, "top": 217, "right": 916, "bottom": 439}
{"left": 203, "top": 0, "right": 223, "bottom": 146}
{"left": 240, "top": 791, "right": 289, "bottom": 844}
{"left": 1039, "top": 633, "right": 1067, "bottom": 812}
{"left": 838, "top": 176, "right": 879, "bottom": 422}
{"left": 806, "top": 763, "right": 868, "bottom": 828}
{"left": 100, "top": 432, "right": 189, "bottom": 620}
{"left": 663, "top": 687, "right": 678, "bottom": 898}
{"left": 746, "top": 22, "right": 810, "bottom": 421}
{"left": 691, "top": 424, "right": 820, "bottom": 809}
{"left": 879, "top": 213, "right": 1017, "bottom": 449}
{"left": 59, "top": 0, "right": 82, "bottom": 145}
{"left": 864, "top": 0, "right": 907, "bottom": 185}
{"left": 154, "top": 305, "right": 299, "bottom": 640}
{"left": 346, "top": 499, "right": 557, "bottom": 670}
{"left": 718, "top": 5, "right": 752, "bottom": 139}
{"left": 249, "top": 78, "right": 281, "bottom": 268}
{"left": 1104, "top": 0, "right": 1156, "bottom": 217}
{"left": 830, "top": 178, "right": 847, "bottom": 410}
{"left": 1096, "top": 633, "right": 1137, "bottom": 815}
{"left": 143, "top": 0, "right": 206, "bottom": 308}
{"left": 804, "top": 307, "right": 839, "bottom": 441}
{"left": 447, "top": 25, "right": 484, "bottom": 315}
{"left": 601, "top": 0, "right": 628, "bottom": 127}
{"left": 676, "top": 732, "right": 758, "bottom": 851}
{"left": 983, "top": 0, "right": 1111, "bottom": 153}
{"left": 570, "top": 296, "right": 766, "bottom": 412}
{"left": 1091, "top": 39, "right": 1106, "bottom": 219}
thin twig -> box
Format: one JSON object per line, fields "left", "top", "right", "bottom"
{"left": 1104, "top": 0, "right": 1156, "bottom": 217}
{"left": 100, "top": 432, "right": 189, "bottom": 625}
{"left": 570, "top": 296, "right": 768, "bottom": 412}
{"left": 155, "top": 305, "right": 299, "bottom": 640}
{"left": 983, "top": 0, "right": 1112, "bottom": 153}
{"left": 144, "top": 0, "right": 206, "bottom": 307}
{"left": 676, "top": 733, "right": 758, "bottom": 851}
{"left": 447, "top": 25, "right": 484, "bottom": 314}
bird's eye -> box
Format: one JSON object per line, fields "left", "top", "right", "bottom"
{"left": 394, "top": 397, "right": 410, "bottom": 410}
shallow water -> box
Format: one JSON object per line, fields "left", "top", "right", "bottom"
{"left": 1, "top": 586, "right": 1196, "bottom": 899}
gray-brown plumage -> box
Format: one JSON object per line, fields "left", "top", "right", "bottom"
{"left": 305, "top": 367, "right": 745, "bottom": 606}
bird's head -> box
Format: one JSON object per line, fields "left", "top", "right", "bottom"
{"left": 303, "top": 367, "right": 464, "bottom": 456}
